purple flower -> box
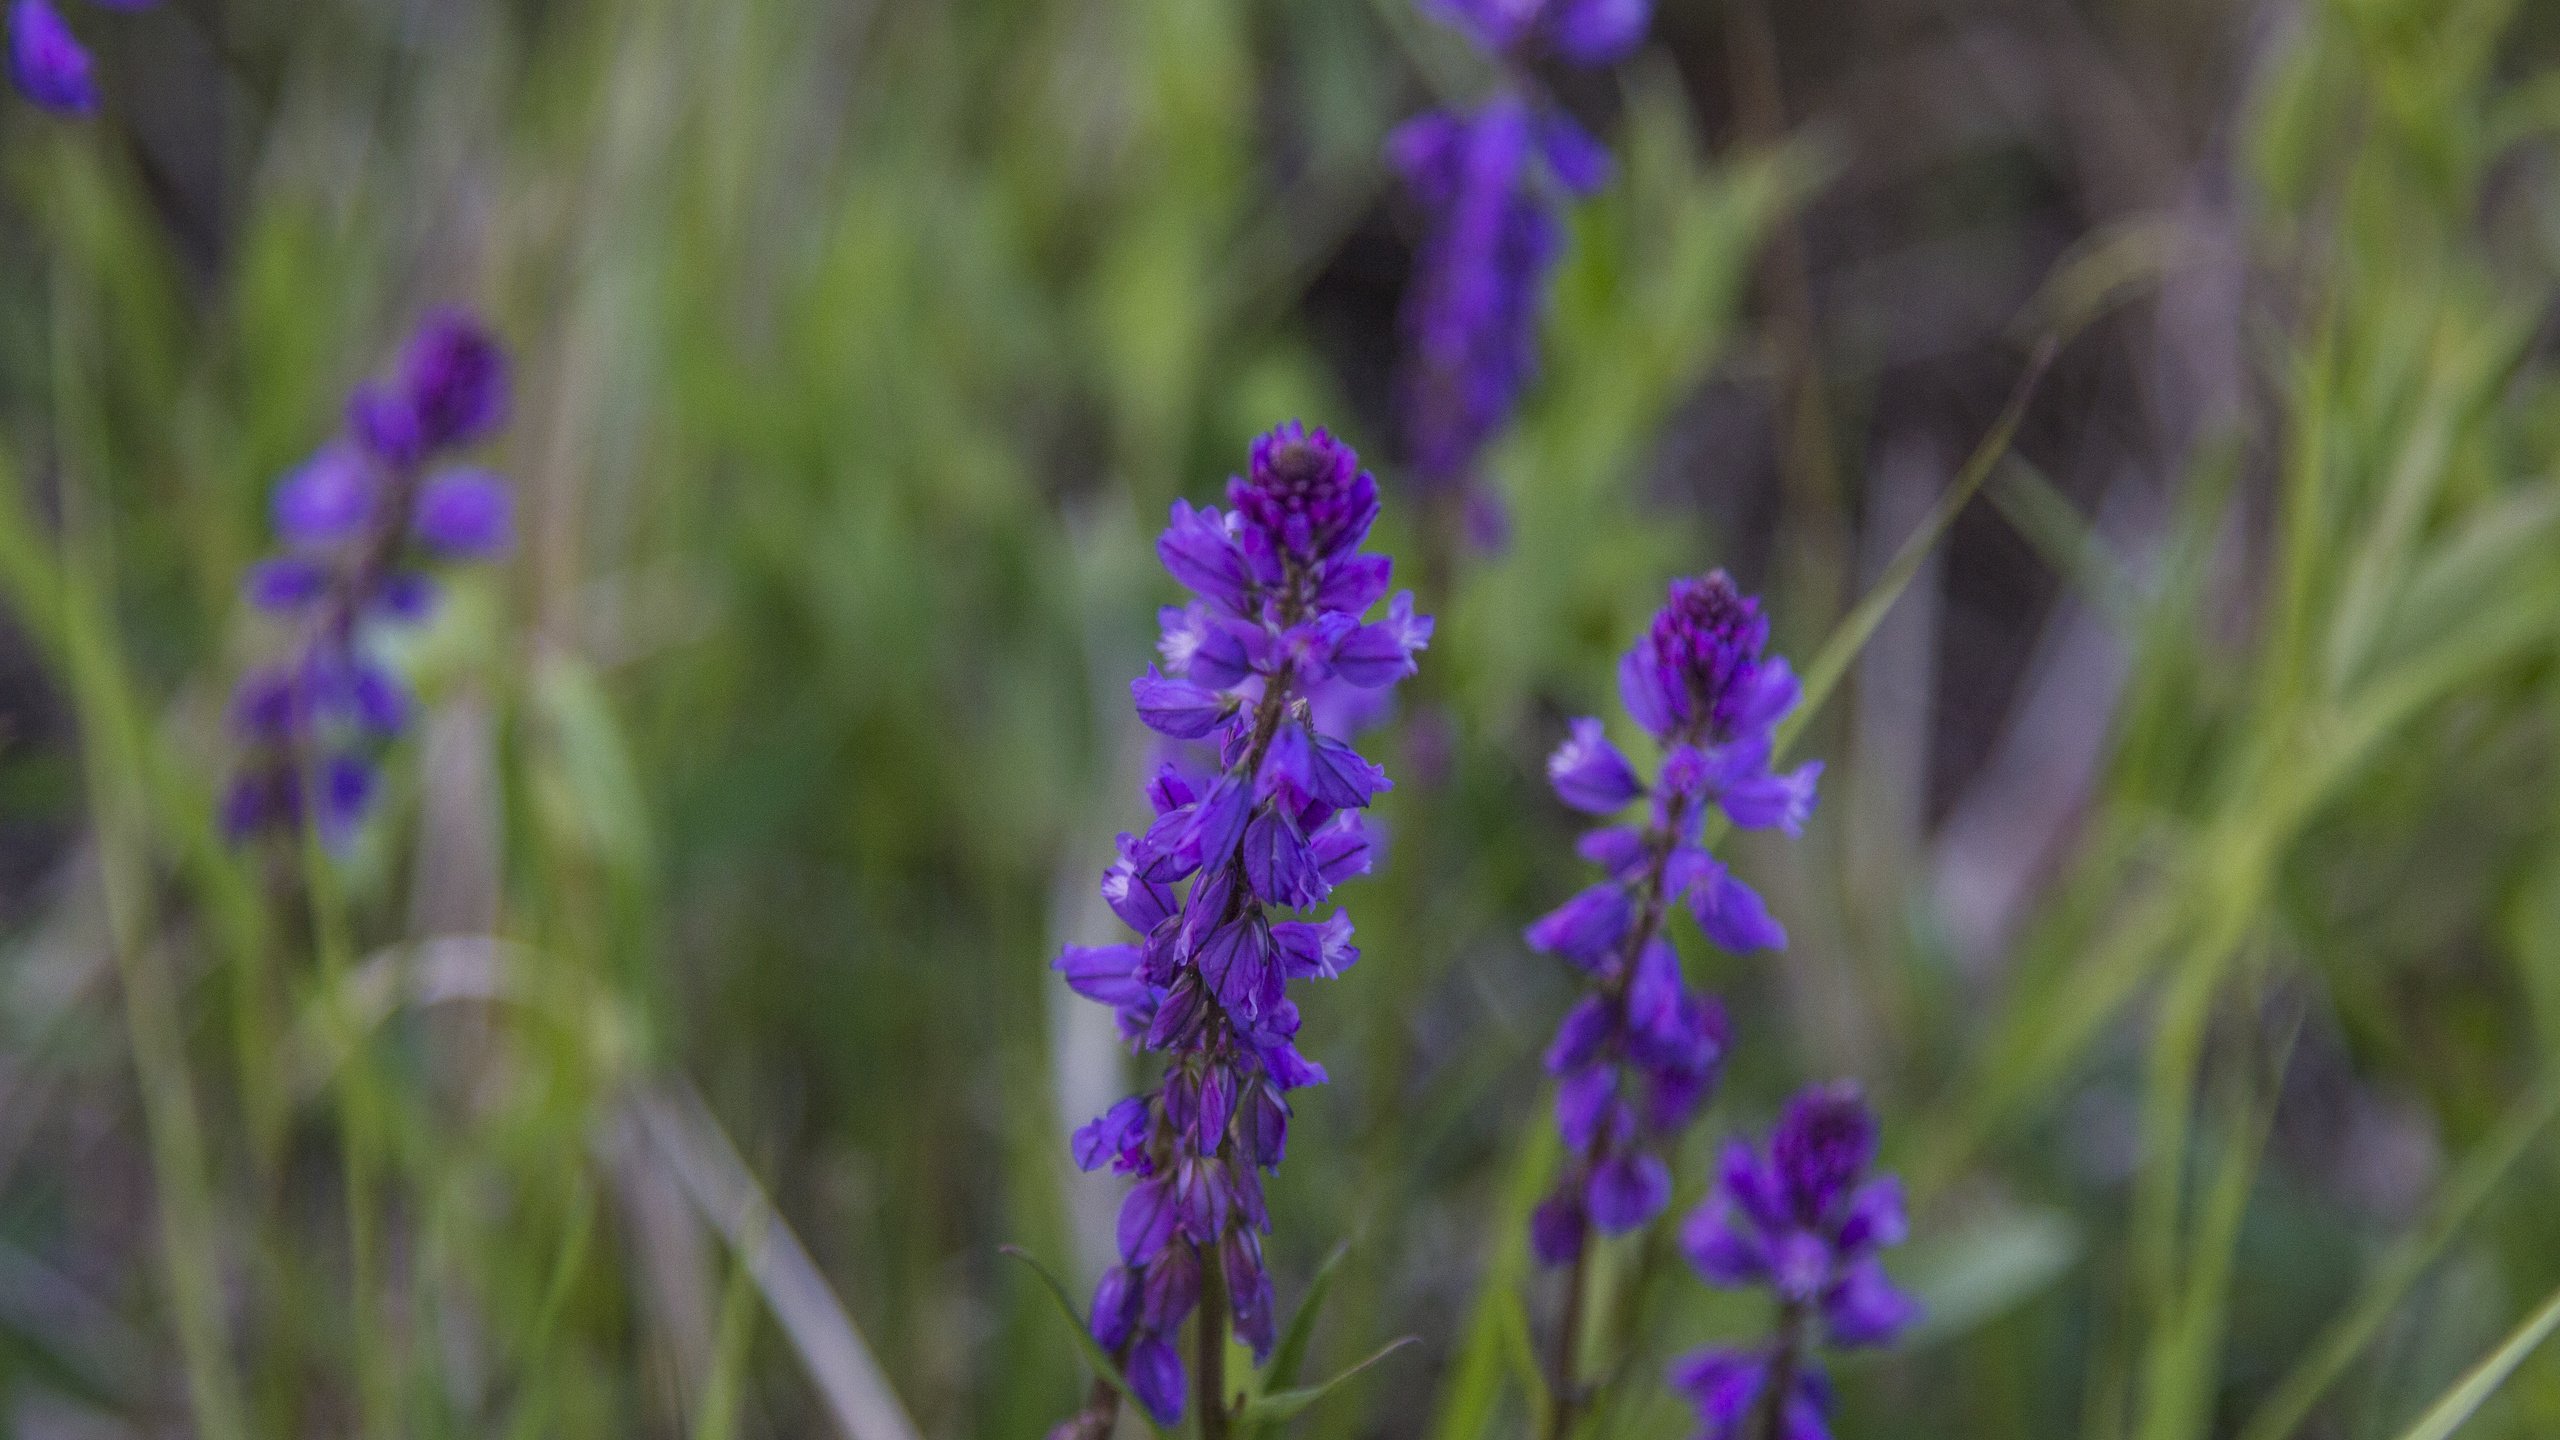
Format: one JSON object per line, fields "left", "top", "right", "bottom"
{"left": 1052, "top": 425, "right": 1428, "bottom": 1417}
{"left": 244, "top": 557, "right": 331, "bottom": 613}
{"left": 1586, "top": 1151, "right": 1671, "bottom": 1232}
{"left": 1666, "top": 1347, "right": 1833, "bottom": 1440}
{"left": 1231, "top": 422, "right": 1380, "bottom": 565}
{"left": 8, "top": 0, "right": 95, "bottom": 115}
{"left": 1526, "top": 883, "right": 1633, "bottom": 969}
{"left": 1420, "top": 0, "right": 1650, "bottom": 65}
{"left": 1387, "top": 0, "right": 1647, "bottom": 505}
{"left": 1679, "top": 1084, "right": 1921, "bottom": 1350}
{"left": 1525, "top": 573, "right": 1814, "bottom": 1267}
{"left": 224, "top": 310, "right": 515, "bottom": 847}
{"left": 1391, "top": 97, "right": 1560, "bottom": 494}
{"left": 412, "top": 470, "right": 515, "bottom": 558}
{"left": 273, "top": 445, "right": 381, "bottom": 546}
{"left": 1531, "top": 1186, "right": 1588, "bottom": 1265}
{"left": 1125, "top": 1335, "right": 1185, "bottom": 1426}
{"left": 1548, "top": 718, "right": 1642, "bottom": 813}
{"left": 397, "top": 308, "right": 513, "bottom": 451}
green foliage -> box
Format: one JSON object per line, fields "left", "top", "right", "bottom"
{"left": 0, "top": 0, "right": 2556, "bottom": 1438}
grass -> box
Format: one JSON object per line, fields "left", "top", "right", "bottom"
{"left": 1, "top": 0, "right": 2558, "bottom": 1437}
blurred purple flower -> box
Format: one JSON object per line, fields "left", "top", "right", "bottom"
{"left": 1390, "top": 97, "right": 1561, "bottom": 496}
{"left": 1680, "top": 1083, "right": 1921, "bottom": 1349}
{"left": 1421, "top": 0, "right": 1650, "bottom": 65}
{"left": 1387, "top": 0, "right": 1648, "bottom": 510}
{"left": 8, "top": 0, "right": 93, "bottom": 114}
{"left": 1667, "top": 1347, "right": 1834, "bottom": 1440}
{"left": 1051, "top": 424, "right": 1429, "bottom": 1425}
{"left": 7, "top": 0, "right": 159, "bottom": 115}
{"left": 224, "top": 310, "right": 514, "bottom": 847}
{"left": 1670, "top": 1084, "right": 1920, "bottom": 1439}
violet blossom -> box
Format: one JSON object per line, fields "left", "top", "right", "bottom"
{"left": 8, "top": 0, "right": 154, "bottom": 116}
{"left": 1389, "top": 0, "right": 1648, "bottom": 505}
{"left": 1527, "top": 571, "right": 1819, "bottom": 1265}
{"left": 1672, "top": 1083, "right": 1922, "bottom": 1440}
{"left": 1053, "top": 423, "right": 1430, "bottom": 1427}
{"left": 223, "top": 309, "right": 514, "bottom": 846}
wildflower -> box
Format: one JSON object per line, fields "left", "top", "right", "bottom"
{"left": 1527, "top": 571, "right": 1819, "bottom": 1262}
{"left": 1671, "top": 1083, "right": 1922, "bottom": 1440}
{"left": 1388, "top": 0, "right": 1646, "bottom": 504}
{"left": 1054, "top": 423, "right": 1430, "bottom": 1426}
{"left": 7, "top": 0, "right": 154, "bottom": 116}
{"left": 223, "top": 309, "right": 514, "bottom": 845}
{"left": 1421, "top": 0, "right": 1651, "bottom": 66}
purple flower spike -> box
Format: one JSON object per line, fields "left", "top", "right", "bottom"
{"left": 1389, "top": 0, "right": 1649, "bottom": 509}
{"left": 224, "top": 310, "right": 516, "bottom": 848}
{"left": 1524, "top": 572, "right": 1815, "bottom": 1276}
{"left": 1674, "top": 1083, "right": 1921, "bottom": 1433}
{"left": 1394, "top": 97, "right": 1558, "bottom": 496}
{"left": 1048, "top": 425, "right": 1427, "bottom": 1426}
{"left": 8, "top": 0, "right": 96, "bottom": 115}
{"left": 1420, "top": 0, "right": 1650, "bottom": 64}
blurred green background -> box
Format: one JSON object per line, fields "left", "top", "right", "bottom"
{"left": 3, "top": 0, "right": 2560, "bottom": 1437}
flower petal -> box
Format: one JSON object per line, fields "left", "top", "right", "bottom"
{"left": 1547, "top": 717, "right": 1643, "bottom": 813}
{"left": 413, "top": 469, "right": 514, "bottom": 559}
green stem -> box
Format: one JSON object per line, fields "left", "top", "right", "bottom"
{"left": 1754, "top": 1302, "right": 1808, "bottom": 1440}
{"left": 1198, "top": 1239, "right": 1231, "bottom": 1440}
{"left": 300, "top": 846, "right": 401, "bottom": 1440}
{"left": 44, "top": 246, "right": 249, "bottom": 1440}
{"left": 1545, "top": 805, "right": 1687, "bottom": 1437}
{"left": 1543, "top": 1231, "right": 1593, "bottom": 1440}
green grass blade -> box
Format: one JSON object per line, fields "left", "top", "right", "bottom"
{"left": 1262, "top": 1240, "right": 1353, "bottom": 1398}
{"left": 2237, "top": 1072, "right": 2560, "bottom": 1440}
{"left": 695, "top": 1225, "right": 764, "bottom": 1440}
{"left": 1235, "top": 1336, "right": 1418, "bottom": 1427}
{"left": 2386, "top": 1280, "right": 2560, "bottom": 1440}
{"left": 1778, "top": 336, "right": 2057, "bottom": 756}
{"left": 1428, "top": 1123, "right": 1559, "bottom": 1440}
{"left": 997, "top": 1247, "right": 1169, "bottom": 1438}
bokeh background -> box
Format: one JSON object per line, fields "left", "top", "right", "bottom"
{"left": 3, "top": 0, "right": 2560, "bottom": 1437}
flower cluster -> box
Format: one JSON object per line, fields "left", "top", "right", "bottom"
{"left": 1673, "top": 1084, "right": 1921, "bottom": 1440}
{"left": 1054, "top": 423, "right": 1431, "bottom": 1426}
{"left": 1389, "top": 0, "right": 1648, "bottom": 501}
{"left": 1526, "top": 571, "right": 1820, "bottom": 1263}
{"left": 224, "top": 310, "right": 514, "bottom": 845}
{"left": 7, "top": 0, "right": 149, "bottom": 116}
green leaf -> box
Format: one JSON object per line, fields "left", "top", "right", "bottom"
{"left": 2236, "top": 1073, "right": 2560, "bottom": 1440}
{"left": 1428, "top": 1123, "right": 1559, "bottom": 1440}
{"left": 2387, "top": 1279, "right": 2560, "bottom": 1440}
{"left": 1894, "top": 1208, "right": 2083, "bottom": 1347}
{"left": 1779, "top": 336, "right": 2057, "bottom": 758}
{"left": 997, "top": 1247, "right": 1167, "bottom": 1438}
{"left": 1235, "top": 1336, "right": 1419, "bottom": 1427}
{"left": 1261, "top": 1241, "right": 1352, "bottom": 1397}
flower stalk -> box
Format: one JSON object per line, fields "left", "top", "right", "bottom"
{"left": 1049, "top": 423, "right": 1431, "bottom": 1430}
